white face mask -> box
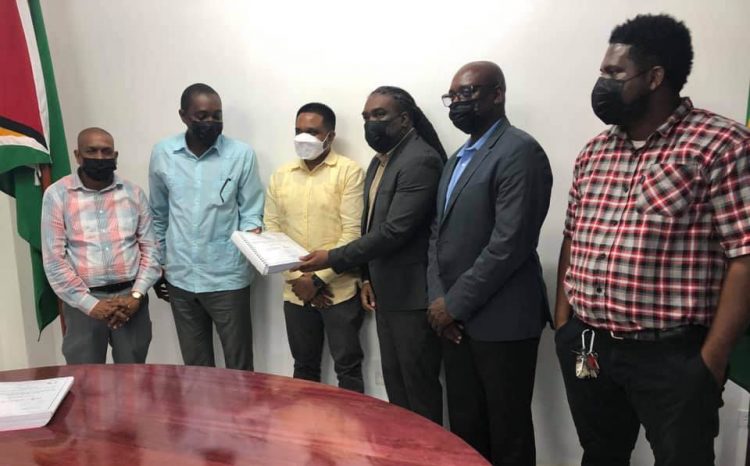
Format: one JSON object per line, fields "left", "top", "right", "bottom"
{"left": 294, "top": 132, "right": 329, "bottom": 160}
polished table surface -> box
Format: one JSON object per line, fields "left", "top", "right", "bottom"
{"left": 0, "top": 364, "right": 488, "bottom": 465}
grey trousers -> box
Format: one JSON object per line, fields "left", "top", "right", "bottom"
{"left": 376, "top": 308, "right": 443, "bottom": 424}
{"left": 62, "top": 291, "right": 151, "bottom": 364}
{"left": 168, "top": 284, "right": 253, "bottom": 371}
{"left": 283, "top": 297, "right": 365, "bottom": 392}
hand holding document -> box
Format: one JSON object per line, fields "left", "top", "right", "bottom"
{"left": 231, "top": 231, "right": 309, "bottom": 275}
{"left": 0, "top": 376, "right": 74, "bottom": 431}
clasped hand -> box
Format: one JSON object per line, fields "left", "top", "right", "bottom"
{"left": 427, "top": 297, "right": 463, "bottom": 344}
{"left": 89, "top": 296, "right": 141, "bottom": 329}
{"left": 289, "top": 274, "right": 333, "bottom": 309}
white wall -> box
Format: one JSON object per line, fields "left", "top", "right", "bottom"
{"left": 0, "top": 197, "right": 29, "bottom": 370}
{"left": 0, "top": 0, "right": 748, "bottom": 464}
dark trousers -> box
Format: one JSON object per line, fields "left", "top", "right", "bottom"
{"left": 443, "top": 336, "right": 539, "bottom": 466}
{"left": 168, "top": 284, "right": 253, "bottom": 371}
{"left": 62, "top": 292, "right": 151, "bottom": 364}
{"left": 283, "top": 297, "right": 365, "bottom": 393}
{"left": 555, "top": 316, "right": 723, "bottom": 466}
{"left": 376, "top": 309, "right": 443, "bottom": 424}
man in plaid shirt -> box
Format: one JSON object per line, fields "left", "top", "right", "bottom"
{"left": 42, "top": 128, "right": 160, "bottom": 364}
{"left": 555, "top": 15, "right": 750, "bottom": 466}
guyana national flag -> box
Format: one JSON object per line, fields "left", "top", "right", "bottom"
{"left": 0, "top": 0, "right": 70, "bottom": 334}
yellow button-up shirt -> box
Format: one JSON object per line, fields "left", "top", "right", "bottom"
{"left": 264, "top": 151, "right": 364, "bottom": 305}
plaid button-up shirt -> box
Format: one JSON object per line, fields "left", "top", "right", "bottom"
{"left": 41, "top": 171, "right": 161, "bottom": 314}
{"left": 564, "top": 98, "right": 750, "bottom": 332}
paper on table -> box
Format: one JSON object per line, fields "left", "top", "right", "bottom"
{"left": 0, "top": 376, "right": 74, "bottom": 431}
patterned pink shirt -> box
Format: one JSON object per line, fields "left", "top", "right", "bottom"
{"left": 41, "top": 171, "right": 160, "bottom": 313}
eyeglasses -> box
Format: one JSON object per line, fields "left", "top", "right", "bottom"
{"left": 441, "top": 84, "right": 498, "bottom": 107}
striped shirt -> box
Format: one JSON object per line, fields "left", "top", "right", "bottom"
{"left": 41, "top": 171, "right": 161, "bottom": 314}
{"left": 564, "top": 98, "right": 750, "bottom": 332}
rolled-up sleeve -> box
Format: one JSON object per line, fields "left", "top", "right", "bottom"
{"left": 564, "top": 149, "right": 588, "bottom": 239}
{"left": 710, "top": 139, "right": 750, "bottom": 258}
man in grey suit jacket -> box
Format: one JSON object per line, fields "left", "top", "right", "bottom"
{"left": 427, "top": 61, "right": 552, "bottom": 465}
{"left": 298, "top": 86, "right": 447, "bottom": 424}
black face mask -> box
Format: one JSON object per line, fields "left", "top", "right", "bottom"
{"left": 190, "top": 121, "right": 223, "bottom": 147}
{"left": 449, "top": 100, "right": 483, "bottom": 134}
{"left": 80, "top": 157, "right": 116, "bottom": 182}
{"left": 591, "top": 75, "right": 651, "bottom": 126}
{"left": 364, "top": 119, "right": 401, "bottom": 153}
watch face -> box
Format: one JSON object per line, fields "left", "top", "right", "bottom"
{"left": 131, "top": 291, "right": 143, "bottom": 300}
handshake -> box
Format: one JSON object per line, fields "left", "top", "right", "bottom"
{"left": 89, "top": 295, "right": 142, "bottom": 329}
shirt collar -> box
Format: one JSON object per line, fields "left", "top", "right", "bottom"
{"left": 174, "top": 133, "right": 225, "bottom": 157}
{"left": 610, "top": 97, "right": 694, "bottom": 141}
{"left": 460, "top": 118, "right": 503, "bottom": 156}
{"left": 69, "top": 168, "right": 122, "bottom": 192}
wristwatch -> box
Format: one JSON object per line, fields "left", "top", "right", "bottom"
{"left": 310, "top": 274, "right": 326, "bottom": 289}
{"left": 131, "top": 291, "right": 144, "bottom": 301}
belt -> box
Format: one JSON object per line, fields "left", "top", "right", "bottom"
{"left": 607, "top": 324, "right": 706, "bottom": 342}
{"left": 90, "top": 280, "right": 134, "bottom": 293}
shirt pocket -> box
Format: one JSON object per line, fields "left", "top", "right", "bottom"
{"left": 635, "top": 162, "right": 700, "bottom": 217}
{"left": 320, "top": 184, "right": 341, "bottom": 204}
{"left": 316, "top": 184, "right": 343, "bottom": 224}
{"left": 211, "top": 172, "right": 237, "bottom": 208}
{"left": 117, "top": 216, "right": 138, "bottom": 239}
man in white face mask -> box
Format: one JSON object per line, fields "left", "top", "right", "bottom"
{"left": 264, "top": 103, "right": 367, "bottom": 392}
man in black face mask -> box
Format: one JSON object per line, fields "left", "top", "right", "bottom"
{"left": 555, "top": 15, "right": 750, "bottom": 466}
{"left": 41, "top": 128, "right": 161, "bottom": 364}
{"left": 297, "top": 86, "right": 447, "bottom": 424}
{"left": 427, "top": 61, "right": 552, "bottom": 465}
{"left": 148, "top": 83, "right": 265, "bottom": 371}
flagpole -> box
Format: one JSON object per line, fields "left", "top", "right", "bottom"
{"left": 38, "top": 163, "right": 66, "bottom": 336}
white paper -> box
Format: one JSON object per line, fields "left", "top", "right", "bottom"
{"left": 231, "top": 231, "right": 309, "bottom": 275}
{"left": 0, "top": 376, "right": 74, "bottom": 431}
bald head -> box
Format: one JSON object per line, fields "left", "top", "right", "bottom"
{"left": 446, "top": 61, "right": 508, "bottom": 137}
{"left": 74, "top": 126, "right": 117, "bottom": 172}
{"left": 77, "top": 127, "right": 113, "bottom": 149}
{"left": 453, "top": 61, "right": 506, "bottom": 92}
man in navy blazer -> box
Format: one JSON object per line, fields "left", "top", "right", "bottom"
{"left": 427, "top": 61, "right": 553, "bottom": 465}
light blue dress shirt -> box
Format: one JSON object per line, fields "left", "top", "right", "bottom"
{"left": 444, "top": 118, "right": 504, "bottom": 210}
{"left": 148, "top": 133, "right": 265, "bottom": 293}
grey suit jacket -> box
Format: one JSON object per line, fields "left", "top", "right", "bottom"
{"left": 427, "top": 119, "right": 553, "bottom": 341}
{"left": 328, "top": 132, "right": 444, "bottom": 311}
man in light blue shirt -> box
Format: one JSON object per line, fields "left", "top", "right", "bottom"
{"left": 443, "top": 118, "right": 503, "bottom": 210}
{"left": 149, "top": 83, "right": 264, "bottom": 370}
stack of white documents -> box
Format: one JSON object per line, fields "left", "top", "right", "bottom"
{"left": 231, "top": 231, "right": 309, "bottom": 275}
{"left": 0, "top": 376, "right": 74, "bottom": 431}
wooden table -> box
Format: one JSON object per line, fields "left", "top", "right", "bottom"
{"left": 0, "top": 364, "right": 488, "bottom": 465}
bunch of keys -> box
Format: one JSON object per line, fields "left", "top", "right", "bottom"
{"left": 574, "top": 329, "right": 600, "bottom": 379}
